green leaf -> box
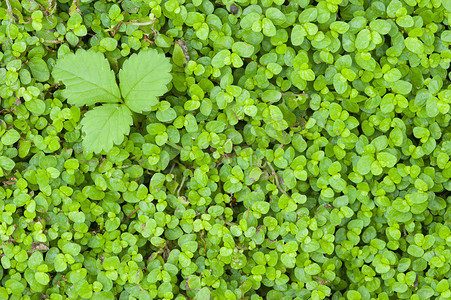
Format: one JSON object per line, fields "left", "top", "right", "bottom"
{"left": 347, "top": 291, "right": 362, "bottom": 300}
{"left": 299, "top": 7, "right": 317, "bottom": 22}
{"left": 232, "top": 42, "right": 255, "bottom": 58}
{"left": 291, "top": 25, "right": 305, "bottom": 46}
{"left": 252, "top": 201, "right": 270, "bottom": 214}
{"left": 68, "top": 211, "right": 85, "bottom": 223}
{"left": 407, "top": 244, "right": 424, "bottom": 257}
{"left": 416, "top": 286, "right": 434, "bottom": 298}
{"left": 211, "top": 50, "right": 231, "bottom": 68}
{"left": 62, "top": 242, "right": 81, "bottom": 256}
{"left": 28, "top": 252, "right": 43, "bottom": 270}
{"left": 299, "top": 69, "right": 315, "bottom": 81}
{"left": 151, "top": 173, "right": 166, "bottom": 189}
{"left": 305, "top": 263, "right": 321, "bottom": 275}
{"left": 103, "top": 256, "right": 120, "bottom": 270}
{"left": 389, "top": 128, "right": 403, "bottom": 146}
{"left": 262, "top": 90, "right": 282, "bottom": 103}
{"left": 262, "top": 18, "right": 276, "bottom": 37}
{"left": 372, "top": 136, "right": 388, "bottom": 151}
{"left": 292, "top": 135, "right": 307, "bottom": 152}
{"left": 52, "top": 50, "right": 121, "bottom": 106}
{"left": 206, "top": 121, "right": 225, "bottom": 133}
{"left": 100, "top": 37, "right": 118, "bottom": 51}
{"left": 356, "top": 155, "right": 375, "bottom": 175}
{"left": 265, "top": 8, "right": 285, "bottom": 25}
{"left": 158, "top": 282, "right": 173, "bottom": 297}
{"left": 442, "top": 30, "right": 451, "bottom": 42}
{"left": 28, "top": 57, "right": 50, "bottom": 82}
{"left": 249, "top": 167, "right": 263, "bottom": 182}
{"left": 172, "top": 43, "right": 187, "bottom": 67}
{"left": 1, "top": 129, "right": 20, "bottom": 145}
{"left": 443, "top": 0, "right": 451, "bottom": 11}
{"left": 80, "top": 104, "right": 133, "bottom": 153}
{"left": 437, "top": 279, "right": 449, "bottom": 293}
{"left": 64, "top": 158, "right": 79, "bottom": 169}
{"left": 392, "top": 80, "right": 412, "bottom": 95}
{"left": 0, "top": 156, "right": 15, "bottom": 171}
{"left": 5, "top": 279, "right": 25, "bottom": 294}
{"left": 404, "top": 37, "right": 424, "bottom": 55}
{"left": 156, "top": 108, "right": 177, "bottom": 123}
{"left": 330, "top": 21, "right": 349, "bottom": 34}
{"left": 77, "top": 281, "right": 93, "bottom": 299}
{"left": 333, "top": 73, "right": 348, "bottom": 94}
{"left": 35, "top": 272, "right": 50, "bottom": 285}
{"left": 397, "top": 16, "right": 414, "bottom": 28}
{"left": 119, "top": 49, "right": 172, "bottom": 114}
{"left": 384, "top": 68, "right": 402, "bottom": 82}
{"left": 25, "top": 99, "right": 46, "bottom": 115}
{"left": 355, "top": 29, "right": 371, "bottom": 50}
{"left": 280, "top": 253, "right": 296, "bottom": 268}
{"left": 369, "top": 19, "right": 391, "bottom": 35}
{"left": 393, "top": 199, "right": 410, "bottom": 213}
{"left": 109, "top": 4, "right": 121, "bottom": 19}
{"left": 376, "top": 152, "right": 397, "bottom": 167}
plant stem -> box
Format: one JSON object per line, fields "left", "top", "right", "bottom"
{"left": 126, "top": 21, "right": 154, "bottom": 26}
{"left": 176, "top": 174, "right": 186, "bottom": 197}
{"left": 121, "top": 207, "right": 140, "bottom": 225}
{"left": 5, "top": 0, "right": 15, "bottom": 23}
{"left": 266, "top": 160, "right": 289, "bottom": 197}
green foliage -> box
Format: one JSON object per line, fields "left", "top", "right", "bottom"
{"left": 53, "top": 49, "right": 172, "bottom": 153}
{"left": 80, "top": 104, "right": 133, "bottom": 153}
{"left": 119, "top": 50, "right": 173, "bottom": 114}
{"left": 2, "top": 0, "right": 451, "bottom": 299}
{"left": 52, "top": 50, "right": 121, "bottom": 106}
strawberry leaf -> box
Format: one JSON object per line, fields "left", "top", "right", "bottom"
{"left": 80, "top": 104, "right": 133, "bottom": 153}
{"left": 52, "top": 50, "right": 121, "bottom": 106}
{"left": 119, "top": 49, "right": 172, "bottom": 113}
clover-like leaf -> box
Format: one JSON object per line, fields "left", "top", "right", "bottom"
{"left": 28, "top": 57, "right": 50, "bottom": 82}
{"left": 52, "top": 50, "right": 121, "bottom": 106}
{"left": 80, "top": 104, "right": 133, "bottom": 153}
{"left": 119, "top": 49, "right": 172, "bottom": 114}
{"left": 356, "top": 155, "right": 375, "bottom": 175}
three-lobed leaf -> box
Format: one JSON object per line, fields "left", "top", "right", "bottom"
{"left": 53, "top": 49, "right": 173, "bottom": 153}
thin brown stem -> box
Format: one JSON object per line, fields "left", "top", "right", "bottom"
{"left": 176, "top": 175, "right": 186, "bottom": 197}
{"left": 126, "top": 21, "right": 154, "bottom": 26}
{"left": 292, "top": 110, "right": 306, "bottom": 128}
{"left": 266, "top": 161, "right": 289, "bottom": 197}
{"left": 121, "top": 207, "right": 140, "bottom": 225}
{"left": 43, "top": 39, "right": 64, "bottom": 44}
{"left": 281, "top": 92, "right": 308, "bottom": 98}
{"left": 168, "top": 163, "right": 175, "bottom": 175}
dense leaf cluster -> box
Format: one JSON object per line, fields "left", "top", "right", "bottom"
{"left": 1, "top": 0, "right": 451, "bottom": 299}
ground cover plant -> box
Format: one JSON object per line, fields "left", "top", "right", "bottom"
{"left": 1, "top": 0, "right": 451, "bottom": 299}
